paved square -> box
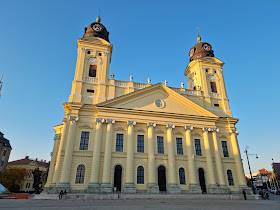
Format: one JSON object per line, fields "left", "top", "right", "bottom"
{"left": 0, "top": 198, "right": 279, "bottom": 210}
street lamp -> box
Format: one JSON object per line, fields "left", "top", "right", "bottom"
{"left": 244, "top": 146, "right": 258, "bottom": 194}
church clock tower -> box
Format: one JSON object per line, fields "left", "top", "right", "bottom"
{"left": 184, "top": 34, "right": 232, "bottom": 117}
{"left": 69, "top": 16, "right": 113, "bottom": 104}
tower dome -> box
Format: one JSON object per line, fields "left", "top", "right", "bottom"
{"left": 83, "top": 16, "right": 110, "bottom": 42}
{"left": 189, "top": 35, "right": 214, "bottom": 62}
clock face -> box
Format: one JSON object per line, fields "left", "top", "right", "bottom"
{"left": 155, "top": 99, "right": 164, "bottom": 108}
{"left": 203, "top": 44, "right": 211, "bottom": 51}
{"left": 189, "top": 48, "right": 195, "bottom": 57}
{"left": 92, "top": 24, "right": 102, "bottom": 32}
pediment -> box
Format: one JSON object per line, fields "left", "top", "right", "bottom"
{"left": 97, "top": 83, "right": 218, "bottom": 118}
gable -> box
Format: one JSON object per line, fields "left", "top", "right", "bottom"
{"left": 97, "top": 83, "right": 218, "bottom": 118}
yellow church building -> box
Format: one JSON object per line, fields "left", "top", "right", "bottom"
{"left": 45, "top": 17, "right": 250, "bottom": 195}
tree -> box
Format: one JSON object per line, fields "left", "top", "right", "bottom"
{"left": 0, "top": 167, "right": 28, "bottom": 192}
{"left": 32, "top": 168, "right": 42, "bottom": 193}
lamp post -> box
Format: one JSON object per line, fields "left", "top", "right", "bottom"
{"left": 244, "top": 146, "right": 258, "bottom": 194}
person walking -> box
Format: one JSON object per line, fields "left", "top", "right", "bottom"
{"left": 243, "top": 190, "right": 247, "bottom": 200}
{"left": 265, "top": 192, "right": 269, "bottom": 200}
{"left": 59, "top": 190, "right": 64, "bottom": 200}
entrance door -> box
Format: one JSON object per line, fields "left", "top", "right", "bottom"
{"left": 158, "top": 166, "right": 166, "bottom": 192}
{"left": 198, "top": 168, "right": 207, "bottom": 193}
{"left": 114, "top": 165, "right": 122, "bottom": 192}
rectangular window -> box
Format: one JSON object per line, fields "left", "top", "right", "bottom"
{"left": 222, "top": 141, "right": 229, "bottom": 157}
{"left": 87, "top": 89, "right": 94, "bottom": 93}
{"left": 195, "top": 139, "right": 202, "bottom": 156}
{"left": 176, "top": 138, "right": 183, "bottom": 155}
{"left": 89, "top": 65, "right": 97, "bottom": 77}
{"left": 137, "top": 135, "right": 144, "bottom": 153}
{"left": 210, "top": 81, "right": 217, "bottom": 93}
{"left": 157, "top": 136, "right": 164, "bottom": 154}
{"left": 79, "top": 131, "right": 89, "bottom": 150}
{"left": 3, "top": 150, "right": 7, "bottom": 157}
{"left": 116, "top": 134, "right": 123, "bottom": 152}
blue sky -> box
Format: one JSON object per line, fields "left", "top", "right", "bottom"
{"left": 0, "top": 0, "right": 279, "bottom": 175}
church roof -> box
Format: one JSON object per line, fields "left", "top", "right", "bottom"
{"left": 8, "top": 156, "right": 49, "bottom": 168}
{"left": 189, "top": 42, "right": 215, "bottom": 62}
{"left": 83, "top": 17, "right": 110, "bottom": 42}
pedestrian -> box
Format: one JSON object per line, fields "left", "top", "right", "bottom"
{"left": 259, "top": 190, "right": 264, "bottom": 199}
{"left": 243, "top": 190, "right": 247, "bottom": 200}
{"left": 265, "top": 192, "right": 269, "bottom": 200}
{"left": 59, "top": 190, "right": 64, "bottom": 199}
{"left": 64, "top": 190, "right": 67, "bottom": 195}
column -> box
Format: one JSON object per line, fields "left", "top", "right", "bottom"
{"left": 166, "top": 124, "right": 181, "bottom": 194}
{"left": 49, "top": 118, "right": 68, "bottom": 190}
{"left": 185, "top": 126, "right": 201, "bottom": 193}
{"left": 58, "top": 116, "right": 79, "bottom": 190}
{"left": 230, "top": 130, "right": 247, "bottom": 187}
{"left": 88, "top": 118, "right": 104, "bottom": 193}
{"left": 147, "top": 123, "right": 159, "bottom": 193}
{"left": 202, "top": 127, "right": 218, "bottom": 193}
{"left": 212, "top": 129, "right": 229, "bottom": 193}
{"left": 124, "top": 121, "right": 137, "bottom": 193}
{"left": 100, "top": 119, "right": 115, "bottom": 193}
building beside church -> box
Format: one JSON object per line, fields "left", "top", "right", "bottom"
{"left": 7, "top": 156, "right": 50, "bottom": 192}
{"left": 45, "top": 17, "right": 250, "bottom": 194}
{"left": 0, "top": 132, "right": 12, "bottom": 171}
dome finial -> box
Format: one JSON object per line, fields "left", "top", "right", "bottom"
{"left": 96, "top": 8, "right": 101, "bottom": 23}
{"left": 197, "top": 27, "right": 201, "bottom": 43}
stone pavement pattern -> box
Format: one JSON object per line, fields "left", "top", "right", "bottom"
{"left": 0, "top": 198, "right": 279, "bottom": 210}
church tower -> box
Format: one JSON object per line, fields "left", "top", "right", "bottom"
{"left": 184, "top": 34, "right": 232, "bottom": 118}
{"left": 69, "top": 16, "right": 113, "bottom": 104}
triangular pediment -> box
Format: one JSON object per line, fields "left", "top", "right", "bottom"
{"left": 97, "top": 83, "right": 218, "bottom": 118}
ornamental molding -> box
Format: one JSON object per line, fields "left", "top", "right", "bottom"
{"left": 192, "top": 133, "right": 202, "bottom": 137}
{"left": 96, "top": 118, "right": 105, "bottom": 123}
{"left": 106, "top": 119, "right": 115, "bottom": 124}
{"left": 229, "top": 130, "right": 239, "bottom": 135}
{"left": 202, "top": 127, "right": 212, "bottom": 132}
{"left": 104, "top": 51, "right": 109, "bottom": 56}
{"left": 218, "top": 134, "right": 229, "bottom": 139}
{"left": 88, "top": 57, "right": 99, "bottom": 63}
{"left": 69, "top": 116, "right": 79, "bottom": 122}
{"left": 166, "top": 124, "right": 175, "bottom": 129}
{"left": 114, "top": 126, "right": 126, "bottom": 131}
{"left": 154, "top": 130, "right": 166, "bottom": 134}
{"left": 173, "top": 131, "right": 184, "bottom": 135}
{"left": 127, "top": 121, "right": 136, "bottom": 126}
{"left": 147, "top": 123, "right": 156, "bottom": 127}
{"left": 79, "top": 124, "right": 93, "bottom": 129}
{"left": 135, "top": 128, "right": 147, "bottom": 133}
{"left": 185, "top": 126, "right": 193, "bottom": 131}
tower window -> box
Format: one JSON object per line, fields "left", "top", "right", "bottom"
{"left": 116, "top": 134, "right": 123, "bottom": 152}
{"left": 176, "top": 138, "right": 183, "bottom": 155}
{"left": 99, "top": 52, "right": 102, "bottom": 56}
{"left": 157, "top": 136, "right": 164, "bottom": 154}
{"left": 87, "top": 89, "right": 94, "bottom": 93}
{"left": 195, "top": 139, "right": 202, "bottom": 156}
{"left": 210, "top": 81, "right": 217, "bottom": 93}
{"left": 214, "top": 104, "right": 219, "bottom": 107}
{"left": 137, "top": 135, "right": 144, "bottom": 153}
{"left": 80, "top": 131, "right": 89, "bottom": 150}
{"left": 87, "top": 50, "right": 91, "bottom": 54}
{"left": 205, "top": 69, "right": 208, "bottom": 72}
{"left": 89, "top": 65, "right": 97, "bottom": 77}
{"left": 222, "top": 141, "right": 229, "bottom": 157}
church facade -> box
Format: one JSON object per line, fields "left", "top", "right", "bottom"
{"left": 45, "top": 17, "right": 249, "bottom": 194}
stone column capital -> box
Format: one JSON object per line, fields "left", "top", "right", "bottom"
{"left": 106, "top": 119, "right": 115, "bottom": 124}
{"left": 81, "top": 47, "right": 86, "bottom": 52}
{"left": 127, "top": 121, "right": 136, "bottom": 127}
{"left": 229, "top": 130, "right": 239, "bottom": 135}
{"left": 96, "top": 118, "right": 105, "bottom": 123}
{"left": 212, "top": 128, "right": 219, "bottom": 133}
{"left": 147, "top": 122, "right": 156, "bottom": 127}
{"left": 69, "top": 116, "right": 79, "bottom": 123}
{"left": 202, "top": 127, "right": 212, "bottom": 132}
{"left": 185, "top": 126, "right": 193, "bottom": 131}
{"left": 166, "top": 124, "right": 175, "bottom": 130}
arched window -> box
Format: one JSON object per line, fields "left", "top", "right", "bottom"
{"left": 227, "top": 170, "right": 234, "bottom": 186}
{"left": 137, "top": 166, "right": 144, "bottom": 184}
{"left": 75, "top": 164, "right": 85, "bottom": 184}
{"left": 179, "top": 168, "right": 186, "bottom": 184}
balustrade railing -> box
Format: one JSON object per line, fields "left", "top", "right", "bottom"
{"left": 85, "top": 76, "right": 98, "bottom": 83}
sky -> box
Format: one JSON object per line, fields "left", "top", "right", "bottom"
{"left": 0, "top": 0, "right": 279, "bottom": 175}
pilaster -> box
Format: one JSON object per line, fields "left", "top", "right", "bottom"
{"left": 88, "top": 118, "right": 105, "bottom": 193}
{"left": 166, "top": 124, "right": 181, "bottom": 194}
{"left": 100, "top": 119, "right": 115, "bottom": 193}
{"left": 123, "top": 121, "right": 137, "bottom": 193}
